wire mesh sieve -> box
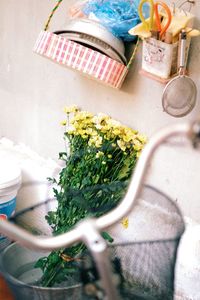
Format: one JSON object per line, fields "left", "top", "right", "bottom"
{"left": 2, "top": 184, "right": 185, "bottom": 300}
{"left": 162, "top": 30, "right": 197, "bottom": 117}
{"left": 162, "top": 75, "right": 197, "bottom": 117}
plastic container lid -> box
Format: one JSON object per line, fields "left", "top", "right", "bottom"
{"left": 0, "top": 158, "right": 21, "bottom": 189}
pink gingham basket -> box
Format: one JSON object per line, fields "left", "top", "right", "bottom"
{"left": 33, "top": 0, "right": 138, "bottom": 89}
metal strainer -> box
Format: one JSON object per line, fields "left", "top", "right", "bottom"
{"left": 162, "top": 30, "right": 197, "bottom": 117}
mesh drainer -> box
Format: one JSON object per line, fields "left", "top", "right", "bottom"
{"left": 0, "top": 185, "right": 184, "bottom": 300}
{"left": 162, "top": 30, "right": 197, "bottom": 117}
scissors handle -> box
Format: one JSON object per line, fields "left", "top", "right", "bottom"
{"left": 138, "top": 0, "right": 154, "bottom": 32}
{"left": 154, "top": 1, "right": 172, "bottom": 39}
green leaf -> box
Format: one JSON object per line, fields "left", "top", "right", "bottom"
{"left": 101, "top": 232, "right": 114, "bottom": 243}
{"left": 34, "top": 257, "right": 47, "bottom": 271}
{"left": 37, "top": 109, "right": 144, "bottom": 287}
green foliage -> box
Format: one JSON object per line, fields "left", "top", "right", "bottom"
{"left": 36, "top": 107, "right": 146, "bottom": 287}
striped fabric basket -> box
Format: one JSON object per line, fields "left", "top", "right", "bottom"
{"left": 34, "top": 30, "right": 129, "bottom": 89}
{"left": 33, "top": 0, "right": 138, "bottom": 89}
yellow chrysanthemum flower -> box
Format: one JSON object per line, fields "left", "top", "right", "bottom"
{"left": 93, "top": 113, "right": 110, "bottom": 126}
{"left": 73, "top": 111, "right": 93, "bottom": 122}
{"left": 96, "top": 151, "right": 104, "bottom": 158}
{"left": 62, "top": 106, "right": 147, "bottom": 158}
{"left": 137, "top": 134, "right": 147, "bottom": 144}
{"left": 113, "top": 128, "right": 121, "bottom": 136}
{"left": 95, "top": 137, "right": 103, "bottom": 148}
{"left": 88, "top": 136, "right": 103, "bottom": 148}
{"left": 121, "top": 217, "right": 129, "bottom": 229}
{"left": 117, "top": 140, "right": 126, "bottom": 152}
{"left": 86, "top": 128, "right": 95, "bottom": 136}
{"left": 107, "top": 119, "right": 121, "bottom": 128}
{"left": 133, "top": 140, "right": 143, "bottom": 151}
{"left": 63, "top": 105, "right": 79, "bottom": 114}
{"left": 60, "top": 120, "right": 67, "bottom": 126}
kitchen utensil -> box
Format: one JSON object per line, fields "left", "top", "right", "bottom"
{"left": 138, "top": 0, "right": 155, "bottom": 32}
{"left": 154, "top": 1, "right": 172, "bottom": 39}
{"left": 54, "top": 18, "right": 127, "bottom": 65}
{"left": 138, "top": 0, "right": 172, "bottom": 39}
{"left": 162, "top": 30, "right": 197, "bottom": 117}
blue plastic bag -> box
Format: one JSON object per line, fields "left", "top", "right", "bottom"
{"left": 82, "top": 0, "right": 141, "bottom": 41}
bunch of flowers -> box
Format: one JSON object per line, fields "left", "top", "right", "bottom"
{"left": 36, "top": 106, "right": 146, "bottom": 287}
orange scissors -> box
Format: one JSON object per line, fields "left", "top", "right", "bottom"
{"left": 138, "top": 0, "right": 172, "bottom": 40}
{"left": 154, "top": 1, "right": 172, "bottom": 39}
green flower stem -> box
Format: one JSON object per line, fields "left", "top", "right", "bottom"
{"left": 35, "top": 108, "right": 146, "bottom": 287}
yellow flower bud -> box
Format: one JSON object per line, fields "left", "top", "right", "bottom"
{"left": 63, "top": 105, "right": 79, "bottom": 114}
{"left": 60, "top": 120, "right": 66, "bottom": 126}
{"left": 121, "top": 217, "right": 129, "bottom": 229}
{"left": 96, "top": 151, "right": 104, "bottom": 158}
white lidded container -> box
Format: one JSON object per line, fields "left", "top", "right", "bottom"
{"left": 0, "top": 158, "right": 21, "bottom": 250}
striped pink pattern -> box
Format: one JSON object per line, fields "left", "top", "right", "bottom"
{"left": 33, "top": 31, "right": 128, "bottom": 88}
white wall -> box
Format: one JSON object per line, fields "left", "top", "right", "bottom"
{"left": 0, "top": 0, "right": 200, "bottom": 221}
